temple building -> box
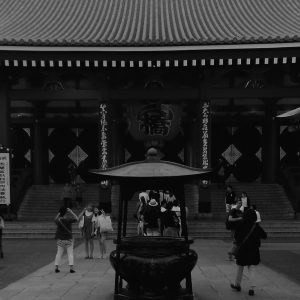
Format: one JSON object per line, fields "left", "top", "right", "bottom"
{"left": 0, "top": 0, "right": 300, "bottom": 220}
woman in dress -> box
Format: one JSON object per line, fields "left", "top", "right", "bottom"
{"left": 78, "top": 204, "right": 95, "bottom": 259}
{"left": 230, "top": 209, "right": 267, "bottom": 296}
{"left": 54, "top": 207, "right": 78, "bottom": 273}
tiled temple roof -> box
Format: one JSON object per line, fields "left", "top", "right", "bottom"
{"left": 0, "top": 0, "right": 300, "bottom": 48}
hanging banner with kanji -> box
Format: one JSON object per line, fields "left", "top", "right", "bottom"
{"left": 199, "top": 101, "right": 211, "bottom": 170}
{"left": 0, "top": 152, "right": 10, "bottom": 205}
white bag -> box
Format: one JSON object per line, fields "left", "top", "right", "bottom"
{"left": 99, "top": 215, "right": 113, "bottom": 233}
{"left": 78, "top": 217, "right": 84, "bottom": 229}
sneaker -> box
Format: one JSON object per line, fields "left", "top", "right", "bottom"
{"left": 70, "top": 269, "right": 76, "bottom": 273}
{"left": 55, "top": 269, "right": 60, "bottom": 273}
{"left": 230, "top": 284, "right": 241, "bottom": 292}
{"left": 249, "top": 289, "right": 254, "bottom": 296}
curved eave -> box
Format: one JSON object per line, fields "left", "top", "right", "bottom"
{"left": 277, "top": 107, "right": 300, "bottom": 119}
{"left": 1, "top": 42, "right": 300, "bottom": 52}
{"left": 90, "top": 161, "right": 211, "bottom": 179}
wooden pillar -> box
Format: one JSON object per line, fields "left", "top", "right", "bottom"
{"left": 33, "top": 104, "right": 48, "bottom": 184}
{"left": 0, "top": 77, "right": 10, "bottom": 148}
{"left": 262, "top": 100, "right": 279, "bottom": 183}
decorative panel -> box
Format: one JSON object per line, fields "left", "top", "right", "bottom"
{"left": 11, "top": 127, "right": 32, "bottom": 169}
{"left": 212, "top": 125, "right": 262, "bottom": 182}
{"left": 48, "top": 126, "right": 98, "bottom": 183}
{"left": 280, "top": 126, "right": 300, "bottom": 166}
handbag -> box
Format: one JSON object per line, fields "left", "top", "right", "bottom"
{"left": 99, "top": 215, "right": 113, "bottom": 233}
{"left": 78, "top": 216, "right": 84, "bottom": 229}
{"left": 232, "top": 224, "right": 256, "bottom": 257}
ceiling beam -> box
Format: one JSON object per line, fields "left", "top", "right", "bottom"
{"left": 8, "top": 87, "right": 300, "bottom": 102}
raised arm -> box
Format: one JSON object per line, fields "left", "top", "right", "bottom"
{"left": 54, "top": 212, "right": 60, "bottom": 222}
{"left": 77, "top": 208, "right": 86, "bottom": 220}
{"left": 67, "top": 208, "right": 79, "bottom": 222}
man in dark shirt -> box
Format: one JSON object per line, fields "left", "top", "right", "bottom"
{"left": 143, "top": 199, "right": 161, "bottom": 236}
{"left": 225, "top": 185, "right": 236, "bottom": 213}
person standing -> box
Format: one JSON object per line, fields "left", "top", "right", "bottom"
{"left": 171, "top": 200, "right": 182, "bottom": 235}
{"left": 225, "top": 185, "right": 236, "bottom": 213}
{"left": 54, "top": 207, "right": 78, "bottom": 273}
{"left": 136, "top": 196, "right": 147, "bottom": 236}
{"left": 78, "top": 204, "right": 95, "bottom": 259}
{"left": 74, "top": 184, "right": 83, "bottom": 209}
{"left": 216, "top": 157, "right": 226, "bottom": 188}
{"left": 250, "top": 204, "right": 261, "bottom": 223}
{"left": 143, "top": 198, "right": 161, "bottom": 236}
{"left": 94, "top": 208, "right": 111, "bottom": 259}
{"left": 240, "top": 192, "right": 250, "bottom": 212}
{"left": 61, "top": 183, "right": 74, "bottom": 209}
{"left": 0, "top": 214, "right": 4, "bottom": 258}
{"left": 227, "top": 199, "right": 243, "bottom": 261}
{"left": 139, "top": 190, "right": 149, "bottom": 204}
{"left": 231, "top": 209, "right": 267, "bottom": 296}
{"left": 68, "top": 163, "right": 77, "bottom": 186}
{"left": 160, "top": 200, "right": 167, "bottom": 235}
{"left": 162, "top": 202, "right": 180, "bottom": 237}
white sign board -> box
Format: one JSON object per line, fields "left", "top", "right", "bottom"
{"left": 0, "top": 152, "right": 10, "bottom": 205}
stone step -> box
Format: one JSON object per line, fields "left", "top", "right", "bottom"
{"left": 3, "top": 221, "right": 300, "bottom": 240}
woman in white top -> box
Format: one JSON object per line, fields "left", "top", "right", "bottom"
{"left": 93, "top": 208, "right": 109, "bottom": 259}
{"left": 240, "top": 192, "right": 250, "bottom": 211}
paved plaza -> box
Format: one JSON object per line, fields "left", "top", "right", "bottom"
{"left": 1, "top": 239, "right": 300, "bottom": 300}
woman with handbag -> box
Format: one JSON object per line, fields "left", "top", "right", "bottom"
{"left": 78, "top": 204, "right": 95, "bottom": 259}
{"left": 230, "top": 209, "right": 267, "bottom": 296}
{"left": 94, "top": 209, "right": 113, "bottom": 258}
{"left": 54, "top": 207, "right": 79, "bottom": 273}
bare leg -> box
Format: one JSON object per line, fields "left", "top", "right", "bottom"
{"left": 89, "top": 239, "right": 94, "bottom": 258}
{"left": 248, "top": 265, "right": 256, "bottom": 291}
{"left": 235, "top": 265, "right": 244, "bottom": 287}
{"left": 100, "top": 233, "right": 107, "bottom": 258}
{"left": 84, "top": 238, "right": 89, "bottom": 258}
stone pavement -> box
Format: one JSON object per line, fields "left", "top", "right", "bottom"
{"left": 1, "top": 240, "right": 300, "bottom": 300}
